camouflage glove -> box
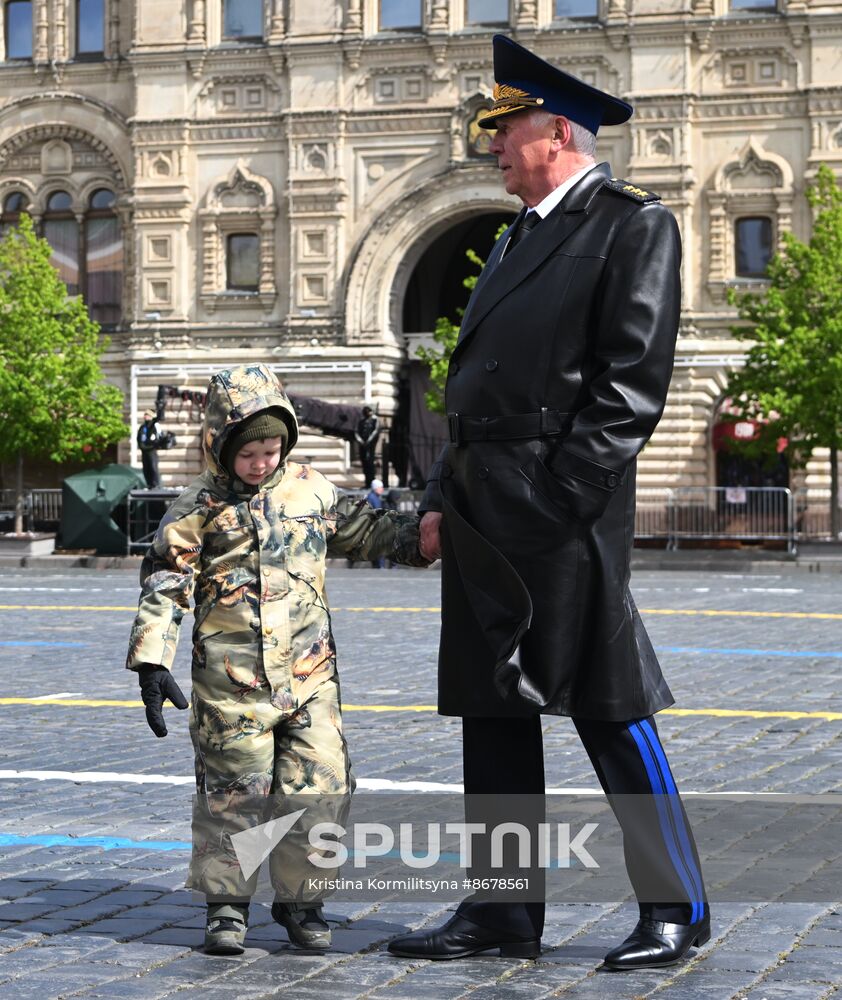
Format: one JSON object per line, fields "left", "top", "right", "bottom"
{"left": 393, "top": 514, "right": 432, "bottom": 567}
{"left": 137, "top": 666, "right": 188, "bottom": 738}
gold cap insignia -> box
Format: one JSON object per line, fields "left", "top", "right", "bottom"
{"left": 476, "top": 83, "right": 545, "bottom": 127}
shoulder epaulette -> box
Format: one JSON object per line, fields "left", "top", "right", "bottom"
{"left": 604, "top": 178, "right": 661, "bottom": 203}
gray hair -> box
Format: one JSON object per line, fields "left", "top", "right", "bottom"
{"left": 529, "top": 109, "right": 597, "bottom": 157}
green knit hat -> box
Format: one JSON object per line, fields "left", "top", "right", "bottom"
{"left": 221, "top": 410, "right": 289, "bottom": 477}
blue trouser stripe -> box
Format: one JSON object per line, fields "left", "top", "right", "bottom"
{"left": 639, "top": 718, "right": 706, "bottom": 920}
{"left": 628, "top": 721, "right": 700, "bottom": 923}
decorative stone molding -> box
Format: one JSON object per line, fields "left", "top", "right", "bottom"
{"left": 706, "top": 138, "right": 794, "bottom": 304}
{"left": 0, "top": 124, "right": 127, "bottom": 189}
{"left": 199, "top": 160, "right": 277, "bottom": 312}
{"left": 343, "top": 164, "right": 511, "bottom": 346}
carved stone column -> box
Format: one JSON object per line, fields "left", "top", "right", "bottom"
{"left": 775, "top": 193, "right": 793, "bottom": 250}
{"left": 52, "top": 0, "right": 68, "bottom": 62}
{"left": 33, "top": 0, "right": 49, "bottom": 62}
{"left": 605, "top": 0, "right": 628, "bottom": 22}
{"left": 345, "top": 0, "right": 362, "bottom": 33}
{"left": 516, "top": 0, "right": 538, "bottom": 29}
{"left": 188, "top": 0, "right": 207, "bottom": 43}
{"left": 706, "top": 192, "right": 727, "bottom": 302}
{"left": 268, "top": 0, "right": 286, "bottom": 40}
{"left": 108, "top": 0, "right": 120, "bottom": 57}
{"left": 429, "top": 0, "right": 449, "bottom": 31}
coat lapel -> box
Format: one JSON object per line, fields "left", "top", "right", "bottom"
{"left": 455, "top": 164, "right": 611, "bottom": 350}
{"left": 456, "top": 209, "right": 524, "bottom": 337}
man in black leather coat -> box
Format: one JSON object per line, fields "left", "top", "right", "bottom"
{"left": 387, "top": 35, "right": 709, "bottom": 970}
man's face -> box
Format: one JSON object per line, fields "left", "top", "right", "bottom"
{"left": 488, "top": 111, "right": 564, "bottom": 206}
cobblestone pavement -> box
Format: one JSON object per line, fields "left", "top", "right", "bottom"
{"left": 0, "top": 565, "right": 840, "bottom": 999}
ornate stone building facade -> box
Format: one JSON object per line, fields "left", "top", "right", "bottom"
{"left": 1, "top": 0, "right": 840, "bottom": 490}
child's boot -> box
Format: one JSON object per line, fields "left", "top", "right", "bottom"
{"left": 204, "top": 900, "right": 249, "bottom": 955}
{"left": 272, "top": 900, "right": 331, "bottom": 949}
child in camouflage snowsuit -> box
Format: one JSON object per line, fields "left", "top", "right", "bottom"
{"left": 126, "top": 364, "right": 427, "bottom": 954}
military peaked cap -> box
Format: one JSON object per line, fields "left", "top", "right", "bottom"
{"left": 478, "top": 34, "right": 633, "bottom": 134}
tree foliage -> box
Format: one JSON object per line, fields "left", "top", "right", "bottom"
{"left": 726, "top": 163, "right": 842, "bottom": 534}
{"left": 726, "top": 163, "right": 842, "bottom": 457}
{"left": 0, "top": 214, "right": 127, "bottom": 530}
{"left": 416, "top": 226, "right": 508, "bottom": 414}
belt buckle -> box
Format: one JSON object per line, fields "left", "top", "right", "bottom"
{"left": 448, "top": 413, "right": 462, "bottom": 447}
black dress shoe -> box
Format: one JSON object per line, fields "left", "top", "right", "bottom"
{"left": 603, "top": 913, "right": 711, "bottom": 970}
{"left": 387, "top": 913, "right": 540, "bottom": 961}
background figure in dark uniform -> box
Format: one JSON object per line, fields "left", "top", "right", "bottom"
{"left": 137, "top": 410, "right": 161, "bottom": 488}
{"left": 387, "top": 35, "right": 709, "bottom": 971}
{"left": 355, "top": 406, "right": 380, "bottom": 488}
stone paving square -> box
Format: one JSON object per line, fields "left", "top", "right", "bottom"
{"left": 0, "top": 565, "right": 840, "bottom": 997}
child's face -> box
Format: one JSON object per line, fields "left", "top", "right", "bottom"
{"left": 232, "top": 437, "right": 284, "bottom": 485}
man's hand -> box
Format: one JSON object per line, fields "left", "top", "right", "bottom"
{"left": 137, "top": 666, "right": 188, "bottom": 738}
{"left": 419, "top": 511, "right": 443, "bottom": 562}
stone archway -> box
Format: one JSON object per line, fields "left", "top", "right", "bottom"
{"left": 342, "top": 164, "right": 516, "bottom": 348}
{"left": 402, "top": 210, "right": 515, "bottom": 332}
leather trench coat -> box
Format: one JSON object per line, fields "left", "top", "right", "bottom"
{"left": 422, "top": 163, "right": 680, "bottom": 721}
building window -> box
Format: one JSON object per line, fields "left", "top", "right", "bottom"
{"left": 465, "top": 0, "right": 508, "bottom": 24}
{"left": 379, "top": 0, "right": 422, "bottom": 29}
{"left": 226, "top": 233, "right": 260, "bottom": 291}
{"left": 730, "top": 0, "right": 776, "bottom": 7}
{"left": 0, "top": 191, "right": 28, "bottom": 237}
{"left": 735, "top": 217, "right": 773, "bottom": 278}
{"left": 555, "top": 0, "right": 598, "bottom": 17}
{"left": 200, "top": 162, "right": 276, "bottom": 311}
{"left": 85, "top": 189, "right": 122, "bottom": 326}
{"left": 43, "top": 191, "right": 80, "bottom": 295}
{"left": 77, "top": 0, "right": 104, "bottom": 56}
{"left": 4, "top": 0, "right": 32, "bottom": 59}
{"left": 222, "top": 0, "right": 263, "bottom": 40}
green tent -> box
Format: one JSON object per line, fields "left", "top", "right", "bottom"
{"left": 61, "top": 464, "right": 146, "bottom": 554}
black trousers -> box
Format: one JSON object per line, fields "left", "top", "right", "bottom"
{"left": 458, "top": 715, "right": 707, "bottom": 940}
{"left": 141, "top": 449, "right": 160, "bottom": 489}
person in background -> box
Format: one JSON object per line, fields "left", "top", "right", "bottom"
{"left": 366, "top": 478, "right": 385, "bottom": 568}
{"left": 355, "top": 406, "right": 380, "bottom": 488}
{"left": 136, "top": 410, "right": 161, "bottom": 488}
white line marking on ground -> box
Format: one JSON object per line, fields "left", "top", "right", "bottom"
{"left": 30, "top": 692, "right": 82, "bottom": 701}
{"left": 0, "top": 769, "right": 813, "bottom": 797}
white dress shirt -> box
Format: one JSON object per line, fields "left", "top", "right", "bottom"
{"left": 528, "top": 162, "right": 599, "bottom": 219}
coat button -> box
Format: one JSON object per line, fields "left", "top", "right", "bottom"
{"left": 263, "top": 625, "right": 273, "bottom": 636}
{"left": 605, "top": 473, "right": 619, "bottom": 489}
{"left": 485, "top": 359, "right": 498, "bottom": 372}
{"left": 450, "top": 362, "right": 460, "bottom": 375}
{"left": 478, "top": 467, "right": 489, "bottom": 480}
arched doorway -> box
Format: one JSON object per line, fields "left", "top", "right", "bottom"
{"left": 398, "top": 210, "right": 515, "bottom": 488}
{"left": 402, "top": 211, "right": 515, "bottom": 331}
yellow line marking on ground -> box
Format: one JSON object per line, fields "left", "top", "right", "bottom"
{"left": 0, "top": 697, "right": 841, "bottom": 721}
{"left": 640, "top": 609, "right": 842, "bottom": 621}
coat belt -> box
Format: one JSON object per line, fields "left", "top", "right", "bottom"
{"left": 447, "top": 408, "right": 569, "bottom": 446}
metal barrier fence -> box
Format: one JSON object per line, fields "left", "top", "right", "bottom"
{"left": 633, "top": 486, "right": 795, "bottom": 553}
{"left": 3, "top": 484, "right": 834, "bottom": 553}
{"left": 0, "top": 488, "right": 62, "bottom": 531}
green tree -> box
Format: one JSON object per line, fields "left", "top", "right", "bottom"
{"left": 726, "top": 163, "right": 842, "bottom": 538}
{"left": 0, "top": 214, "right": 128, "bottom": 534}
{"left": 416, "top": 225, "right": 508, "bottom": 414}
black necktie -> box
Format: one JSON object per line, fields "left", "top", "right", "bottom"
{"left": 507, "top": 210, "right": 541, "bottom": 253}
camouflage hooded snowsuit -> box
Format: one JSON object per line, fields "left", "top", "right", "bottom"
{"left": 126, "top": 364, "right": 426, "bottom": 899}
